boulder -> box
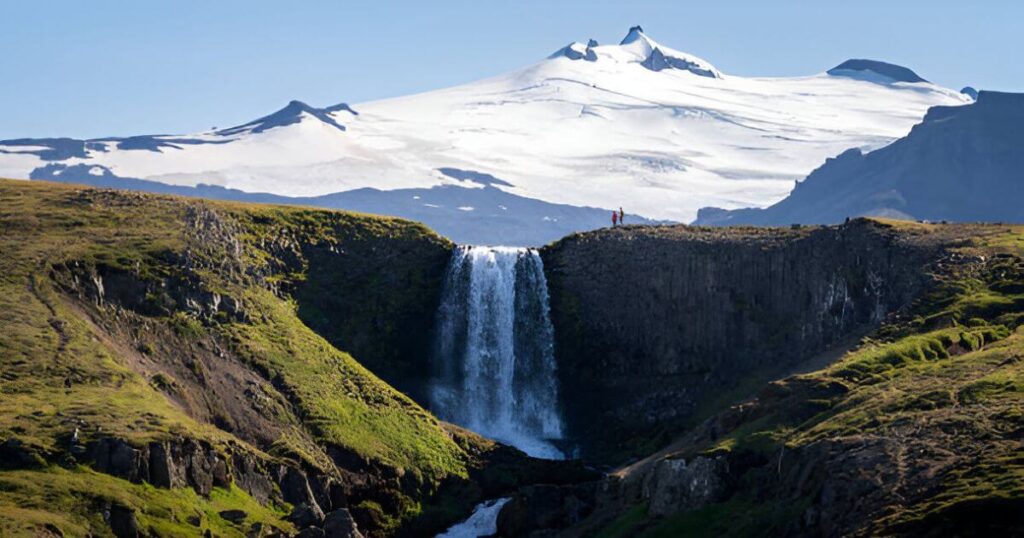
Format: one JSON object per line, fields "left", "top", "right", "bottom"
{"left": 289, "top": 502, "right": 325, "bottom": 529}
{"left": 108, "top": 504, "right": 140, "bottom": 538}
{"left": 643, "top": 456, "right": 727, "bottom": 517}
{"left": 323, "top": 508, "right": 364, "bottom": 538}
{"left": 0, "top": 438, "right": 46, "bottom": 468}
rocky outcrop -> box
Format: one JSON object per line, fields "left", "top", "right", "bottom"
{"left": 497, "top": 483, "right": 600, "bottom": 536}
{"left": 541, "top": 219, "right": 946, "bottom": 462}
{"left": 642, "top": 456, "right": 728, "bottom": 517}
{"left": 52, "top": 260, "right": 249, "bottom": 323}
{"left": 80, "top": 435, "right": 373, "bottom": 536}
{"left": 495, "top": 453, "right": 729, "bottom": 536}
{"left": 85, "top": 437, "right": 281, "bottom": 500}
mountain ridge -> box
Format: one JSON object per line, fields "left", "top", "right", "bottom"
{"left": 694, "top": 90, "right": 1024, "bottom": 226}
{"left": 0, "top": 26, "right": 970, "bottom": 240}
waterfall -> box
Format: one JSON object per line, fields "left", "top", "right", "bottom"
{"left": 431, "top": 246, "right": 564, "bottom": 459}
{"left": 436, "top": 498, "right": 510, "bottom": 538}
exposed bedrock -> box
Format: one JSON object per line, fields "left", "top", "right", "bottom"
{"left": 541, "top": 219, "right": 945, "bottom": 462}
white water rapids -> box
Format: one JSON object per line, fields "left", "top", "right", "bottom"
{"left": 435, "top": 498, "right": 511, "bottom": 538}
{"left": 430, "top": 246, "right": 564, "bottom": 459}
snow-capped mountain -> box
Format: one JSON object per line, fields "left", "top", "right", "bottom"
{"left": 0, "top": 26, "right": 971, "bottom": 239}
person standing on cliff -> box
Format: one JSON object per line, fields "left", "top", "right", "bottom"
{"left": 619, "top": 207, "right": 625, "bottom": 225}
{"left": 612, "top": 211, "right": 618, "bottom": 227}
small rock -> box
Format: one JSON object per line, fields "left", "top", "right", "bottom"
{"left": 295, "top": 528, "right": 326, "bottom": 538}
{"left": 219, "top": 509, "right": 248, "bottom": 525}
{"left": 246, "top": 522, "right": 268, "bottom": 538}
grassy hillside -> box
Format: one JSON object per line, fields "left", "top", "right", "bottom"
{"left": 588, "top": 220, "right": 1024, "bottom": 536}
{"left": 0, "top": 179, "right": 483, "bottom": 536}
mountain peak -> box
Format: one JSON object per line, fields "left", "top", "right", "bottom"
{"left": 618, "top": 26, "right": 720, "bottom": 78}
{"left": 216, "top": 100, "right": 352, "bottom": 136}
{"left": 827, "top": 59, "right": 928, "bottom": 84}
{"left": 620, "top": 25, "right": 646, "bottom": 45}
{"left": 550, "top": 26, "right": 720, "bottom": 78}
{"left": 961, "top": 86, "right": 979, "bottom": 100}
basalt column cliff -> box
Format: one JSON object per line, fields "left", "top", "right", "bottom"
{"left": 541, "top": 221, "right": 946, "bottom": 462}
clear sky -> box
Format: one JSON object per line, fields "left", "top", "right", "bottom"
{"left": 2, "top": 0, "right": 1020, "bottom": 139}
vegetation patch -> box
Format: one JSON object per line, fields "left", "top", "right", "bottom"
{"left": 0, "top": 180, "right": 477, "bottom": 534}
{"left": 0, "top": 466, "right": 292, "bottom": 538}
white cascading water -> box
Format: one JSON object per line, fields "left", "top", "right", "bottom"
{"left": 430, "top": 246, "right": 564, "bottom": 459}
{"left": 435, "top": 498, "right": 511, "bottom": 538}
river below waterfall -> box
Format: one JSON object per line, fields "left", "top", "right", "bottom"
{"left": 430, "top": 246, "right": 564, "bottom": 459}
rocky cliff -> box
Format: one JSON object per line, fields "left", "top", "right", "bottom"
{"left": 542, "top": 220, "right": 956, "bottom": 462}
{"left": 507, "top": 220, "right": 1024, "bottom": 536}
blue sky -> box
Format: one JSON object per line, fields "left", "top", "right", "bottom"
{"left": 2, "top": 0, "right": 1020, "bottom": 139}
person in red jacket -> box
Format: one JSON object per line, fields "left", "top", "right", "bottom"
{"left": 612, "top": 211, "right": 618, "bottom": 227}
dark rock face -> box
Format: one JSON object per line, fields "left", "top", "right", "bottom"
{"left": 232, "top": 452, "right": 278, "bottom": 505}
{"left": 827, "top": 59, "right": 928, "bottom": 83}
{"left": 323, "top": 509, "right": 363, "bottom": 538}
{"left": 53, "top": 259, "right": 248, "bottom": 324}
{"left": 541, "top": 220, "right": 941, "bottom": 461}
{"left": 292, "top": 228, "right": 453, "bottom": 402}
{"left": 279, "top": 466, "right": 323, "bottom": 511}
{"left": 88, "top": 438, "right": 232, "bottom": 497}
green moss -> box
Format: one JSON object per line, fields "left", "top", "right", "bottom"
{"left": 594, "top": 503, "right": 648, "bottom": 538}
{"left": 149, "top": 372, "right": 178, "bottom": 393}
{"left": 637, "top": 498, "right": 808, "bottom": 538}
{"left": 958, "top": 368, "right": 1024, "bottom": 404}
{"left": 831, "top": 325, "right": 1010, "bottom": 385}
{"left": 169, "top": 312, "right": 204, "bottom": 339}
{"left": 0, "top": 466, "right": 292, "bottom": 537}
{"left": 225, "top": 289, "right": 466, "bottom": 481}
